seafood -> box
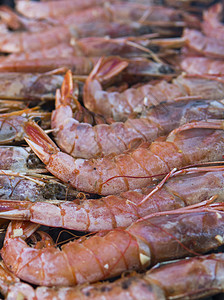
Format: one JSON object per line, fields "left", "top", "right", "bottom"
{"left": 0, "top": 72, "right": 66, "bottom": 101}
{"left": 2, "top": 201, "right": 224, "bottom": 286}
{"left": 183, "top": 28, "right": 224, "bottom": 59}
{"left": 0, "top": 108, "right": 51, "bottom": 144}
{"left": 0, "top": 22, "right": 149, "bottom": 54}
{"left": 83, "top": 57, "right": 224, "bottom": 120}
{"left": 0, "top": 56, "right": 98, "bottom": 74}
{"left": 0, "top": 55, "right": 173, "bottom": 76}
{"left": 0, "top": 5, "right": 53, "bottom": 33}
{"left": 2, "top": 252, "right": 224, "bottom": 299}
{"left": 16, "top": 0, "right": 107, "bottom": 19}
{"left": 2, "top": 35, "right": 160, "bottom": 61}
{"left": 0, "top": 165, "right": 224, "bottom": 231}
{"left": 181, "top": 56, "right": 224, "bottom": 75}
{"left": 0, "top": 146, "right": 43, "bottom": 172}
{"left": 0, "top": 146, "right": 80, "bottom": 201}
{"left": 52, "top": 70, "right": 224, "bottom": 158}
{"left": 0, "top": 3, "right": 197, "bottom": 53}
{"left": 0, "top": 26, "right": 72, "bottom": 53}
{"left": 202, "top": 3, "right": 224, "bottom": 40}
{"left": 57, "top": 3, "right": 200, "bottom": 28}
{"left": 0, "top": 171, "right": 81, "bottom": 202}
{"left": 24, "top": 119, "right": 224, "bottom": 195}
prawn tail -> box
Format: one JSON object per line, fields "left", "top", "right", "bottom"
{"left": 204, "top": 3, "right": 222, "bottom": 20}
{"left": 0, "top": 200, "right": 31, "bottom": 220}
{"left": 90, "top": 56, "right": 128, "bottom": 83}
{"left": 24, "top": 120, "right": 59, "bottom": 165}
{"left": 55, "top": 69, "right": 79, "bottom": 109}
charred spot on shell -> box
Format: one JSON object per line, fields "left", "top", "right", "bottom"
{"left": 158, "top": 64, "right": 174, "bottom": 74}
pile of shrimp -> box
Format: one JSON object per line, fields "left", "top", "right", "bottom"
{"left": 0, "top": 0, "right": 224, "bottom": 299}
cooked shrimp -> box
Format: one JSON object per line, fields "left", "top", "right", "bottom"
{"left": 0, "top": 35, "right": 162, "bottom": 64}
{"left": 2, "top": 201, "right": 224, "bottom": 286}
{"left": 0, "top": 72, "right": 65, "bottom": 101}
{"left": 181, "top": 56, "right": 224, "bottom": 75}
{"left": 83, "top": 56, "right": 224, "bottom": 120}
{"left": 16, "top": 0, "right": 107, "bottom": 19}
{"left": 0, "top": 146, "right": 43, "bottom": 172}
{"left": 24, "top": 119, "right": 224, "bottom": 195}
{"left": 0, "top": 165, "right": 224, "bottom": 231}
{"left": 3, "top": 253, "right": 224, "bottom": 300}
{"left": 57, "top": 3, "right": 200, "bottom": 28}
{"left": 0, "top": 5, "right": 52, "bottom": 32}
{"left": 202, "top": 3, "right": 224, "bottom": 40}
{"left": 183, "top": 28, "right": 224, "bottom": 59}
{"left": 0, "top": 26, "right": 72, "bottom": 53}
{"left": 53, "top": 70, "right": 224, "bottom": 158}
{"left": 83, "top": 57, "right": 180, "bottom": 120}
{"left": 0, "top": 171, "right": 81, "bottom": 201}
{"left": 0, "top": 108, "right": 51, "bottom": 144}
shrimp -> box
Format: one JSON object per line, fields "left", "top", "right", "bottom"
{"left": 172, "top": 73, "right": 224, "bottom": 99}
{"left": 57, "top": 3, "right": 200, "bottom": 28}
{"left": 0, "top": 146, "right": 43, "bottom": 172}
{"left": 0, "top": 56, "right": 98, "bottom": 74}
{"left": 0, "top": 165, "right": 224, "bottom": 231}
{"left": 0, "top": 4, "right": 199, "bottom": 54}
{"left": 2, "top": 201, "right": 224, "bottom": 286}
{"left": 183, "top": 28, "right": 224, "bottom": 59}
{"left": 53, "top": 70, "right": 224, "bottom": 158}
{"left": 2, "top": 43, "right": 76, "bottom": 61}
{"left": 202, "top": 3, "right": 224, "bottom": 40}
{"left": 0, "top": 26, "right": 72, "bottom": 53}
{"left": 16, "top": 0, "right": 107, "bottom": 19}
{"left": 0, "top": 5, "right": 53, "bottom": 33}
{"left": 181, "top": 56, "right": 224, "bottom": 75}
{"left": 83, "top": 56, "right": 224, "bottom": 121}
{"left": 0, "top": 171, "right": 81, "bottom": 202}
{"left": 0, "top": 55, "right": 173, "bottom": 76}
{"left": 2, "top": 253, "right": 224, "bottom": 300}
{"left": 3, "top": 35, "right": 160, "bottom": 61}
{"left": 83, "top": 57, "right": 176, "bottom": 120}
{"left": 0, "top": 20, "right": 161, "bottom": 53}
{"left": 0, "top": 72, "right": 65, "bottom": 101}
{"left": 0, "top": 108, "right": 51, "bottom": 144}
{"left": 24, "top": 119, "right": 224, "bottom": 195}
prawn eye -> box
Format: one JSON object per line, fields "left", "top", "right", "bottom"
{"left": 158, "top": 65, "right": 174, "bottom": 74}
{"left": 33, "top": 117, "right": 42, "bottom": 126}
